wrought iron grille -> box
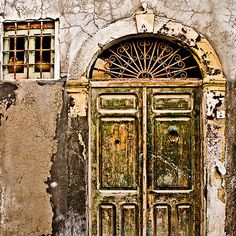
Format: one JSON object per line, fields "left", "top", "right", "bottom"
{"left": 92, "top": 37, "right": 202, "bottom": 79}
{"left": 3, "top": 20, "right": 55, "bottom": 79}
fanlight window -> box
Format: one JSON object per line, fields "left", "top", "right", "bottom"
{"left": 91, "top": 37, "right": 202, "bottom": 79}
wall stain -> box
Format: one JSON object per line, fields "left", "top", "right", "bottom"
{"left": 225, "top": 80, "right": 236, "bottom": 234}
{"left": 46, "top": 80, "right": 69, "bottom": 235}
{"left": 46, "top": 80, "right": 88, "bottom": 235}
{"left": 0, "top": 82, "right": 18, "bottom": 126}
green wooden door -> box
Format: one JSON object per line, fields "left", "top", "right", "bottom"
{"left": 146, "top": 87, "right": 201, "bottom": 236}
{"left": 90, "top": 86, "right": 201, "bottom": 236}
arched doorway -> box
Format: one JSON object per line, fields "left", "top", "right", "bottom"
{"left": 66, "top": 13, "right": 226, "bottom": 235}
{"left": 89, "top": 36, "right": 202, "bottom": 235}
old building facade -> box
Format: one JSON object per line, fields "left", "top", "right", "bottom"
{"left": 0, "top": 0, "right": 235, "bottom": 235}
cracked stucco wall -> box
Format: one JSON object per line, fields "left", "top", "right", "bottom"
{"left": 0, "top": 80, "right": 64, "bottom": 235}
{"left": 0, "top": 0, "right": 235, "bottom": 235}
{"left": 0, "top": 0, "right": 235, "bottom": 79}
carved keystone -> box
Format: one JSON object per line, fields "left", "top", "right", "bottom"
{"left": 135, "top": 2, "right": 155, "bottom": 33}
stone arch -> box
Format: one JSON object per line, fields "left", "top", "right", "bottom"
{"left": 68, "top": 16, "right": 224, "bottom": 83}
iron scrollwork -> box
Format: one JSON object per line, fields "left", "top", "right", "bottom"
{"left": 93, "top": 38, "right": 201, "bottom": 79}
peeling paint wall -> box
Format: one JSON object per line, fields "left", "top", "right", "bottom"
{"left": 0, "top": 0, "right": 235, "bottom": 235}
{"left": 225, "top": 81, "right": 236, "bottom": 235}
{"left": 204, "top": 89, "right": 227, "bottom": 236}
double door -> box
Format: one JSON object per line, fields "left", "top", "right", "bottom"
{"left": 90, "top": 86, "right": 201, "bottom": 235}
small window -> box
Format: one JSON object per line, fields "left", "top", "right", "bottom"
{"left": 2, "top": 20, "right": 57, "bottom": 79}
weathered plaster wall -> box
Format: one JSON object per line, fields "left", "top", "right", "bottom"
{"left": 0, "top": 0, "right": 235, "bottom": 235}
{"left": 225, "top": 80, "right": 236, "bottom": 235}
{"left": 0, "top": 0, "right": 235, "bottom": 79}
{"left": 47, "top": 84, "right": 88, "bottom": 236}
{"left": 0, "top": 80, "right": 64, "bottom": 235}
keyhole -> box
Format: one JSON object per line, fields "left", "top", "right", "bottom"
{"left": 115, "top": 139, "right": 120, "bottom": 145}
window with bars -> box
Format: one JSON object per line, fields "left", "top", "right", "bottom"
{"left": 2, "top": 20, "right": 57, "bottom": 79}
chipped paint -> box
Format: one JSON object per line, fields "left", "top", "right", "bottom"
{"left": 69, "top": 92, "right": 87, "bottom": 117}
{"left": 215, "top": 160, "right": 226, "bottom": 176}
{"left": 135, "top": 2, "right": 155, "bottom": 33}
{"left": 78, "top": 131, "right": 87, "bottom": 161}
{"left": 203, "top": 84, "right": 226, "bottom": 235}
{"left": 206, "top": 91, "right": 225, "bottom": 119}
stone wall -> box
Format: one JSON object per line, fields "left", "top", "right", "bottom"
{"left": 0, "top": 0, "right": 235, "bottom": 235}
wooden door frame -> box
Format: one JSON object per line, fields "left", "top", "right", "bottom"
{"left": 88, "top": 81, "right": 203, "bottom": 235}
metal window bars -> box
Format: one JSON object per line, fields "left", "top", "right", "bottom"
{"left": 3, "top": 21, "right": 55, "bottom": 79}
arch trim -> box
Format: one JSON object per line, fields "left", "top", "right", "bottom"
{"left": 68, "top": 16, "right": 225, "bottom": 83}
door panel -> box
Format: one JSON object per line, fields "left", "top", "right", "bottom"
{"left": 99, "top": 204, "right": 116, "bottom": 235}
{"left": 153, "top": 117, "right": 192, "bottom": 190}
{"left": 177, "top": 204, "right": 192, "bottom": 236}
{"left": 99, "top": 117, "right": 138, "bottom": 189}
{"left": 154, "top": 204, "right": 171, "bottom": 235}
{"left": 90, "top": 86, "right": 201, "bottom": 235}
{"left": 152, "top": 94, "right": 192, "bottom": 112}
{"left": 121, "top": 204, "right": 139, "bottom": 235}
